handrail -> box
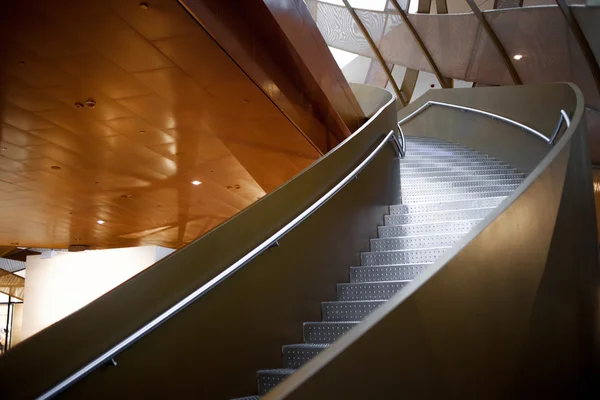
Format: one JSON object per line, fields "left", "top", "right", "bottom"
{"left": 548, "top": 109, "right": 571, "bottom": 145}
{"left": 36, "top": 129, "right": 401, "bottom": 400}
{"left": 397, "top": 100, "right": 568, "bottom": 147}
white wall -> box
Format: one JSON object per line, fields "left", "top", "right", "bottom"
{"left": 21, "top": 246, "right": 173, "bottom": 340}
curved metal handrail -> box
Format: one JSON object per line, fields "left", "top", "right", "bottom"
{"left": 397, "top": 100, "right": 569, "bottom": 148}
{"left": 36, "top": 129, "right": 400, "bottom": 400}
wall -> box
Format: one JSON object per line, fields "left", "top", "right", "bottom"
{"left": 21, "top": 246, "right": 173, "bottom": 341}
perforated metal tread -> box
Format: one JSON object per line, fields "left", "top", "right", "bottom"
{"left": 350, "top": 264, "right": 429, "bottom": 282}
{"left": 402, "top": 190, "right": 514, "bottom": 204}
{"left": 242, "top": 136, "right": 524, "bottom": 398}
{"left": 322, "top": 300, "right": 386, "bottom": 321}
{"left": 303, "top": 321, "right": 358, "bottom": 343}
{"left": 390, "top": 197, "right": 506, "bottom": 214}
{"left": 361, "top": 247, "right": 450, "bottom": 266}
{"left": 402, "top": 173, "right": 525, "bottom": 183}
{"left": 401, "top": 179, "right": 523, "bottom": 191}
{"left": 378, "top": 219, "right": 482, "bottom": 237}
{"left": 384, "top": 207, "right": 494, "bottom": 225}
{"left": 257, "top": 369, "right": 294, "bottom": 395}
{"left": 232, "top": 397, "right": 260, "bottom": 400}
{"left": 371, "top": 233, "right": 463, "bottom": 251}
{"left": 282, "top": 344, "right": 329, "bottom": 369}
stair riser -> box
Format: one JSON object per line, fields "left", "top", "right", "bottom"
{"left": 303, "top": 322, "right": 358, "bottom": 344}
{"left": 384, "top": 208, "right": 493, "bottom": 225}
{"left": 400, "top": 160, "right": 507, "bottom": 168}
{"left": 402, "top": 174, "right": 524, "bottom": 183}
{"left": 401, "top": 179, "right": 523, "bottom": 190}
{"left": 402, "top": 185, "right": 519, "bottom": 197}
{"left": 282, "top": 345, "right": 327, "bottom": 369}
{"left": 362, "top": 248, "right": 449, "bottom": 266}
{"left": 402, "top": 191, "right": 514, "bottom": 204}
{"left": 378, "top": 220, "right": 481, "bottom": 237}
{"left": 371, "top": 234, "right": 463, "bottom": 251}
{"left": 322, "top": 301, "right": 385, "bottom": 321}
{"left": 337, "top": 281, "right": 409, "bottom": 301}
{"left": 257, "top": 371, "right": 292, "bottom": 395}
{"left": 401, "top": 165, "right": 515, "bottom": 174}
{"left": 390, "top": 197, "right": 505, "bottom": 214}
{"left": 400, "top": 169, "right": 519, "bottom": 179}
{"left": 350, "top": 264, "right": 429, "bottom": 282}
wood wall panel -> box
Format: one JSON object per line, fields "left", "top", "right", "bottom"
{"left": 0, "top": 0, "right": 323, "bottom": 249}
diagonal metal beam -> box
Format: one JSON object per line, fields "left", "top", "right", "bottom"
{"left": 465, "top": 0, "right": 522, "bottom": 85}
{"left": 554, "top": 0, "right": 600, "bottom": 99}
{"left": 341, "top": 0, "right": 407, "bottom": 107}
{"left": 389, "top": 0, "right": 452, "bottom": 89}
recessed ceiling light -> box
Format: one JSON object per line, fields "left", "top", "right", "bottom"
{"left": 191, "top": 180, "right": 202, "bottom": 186}
{"left": 139, "top": 2, "right": 149, "bottom": 9}
{"left": 139, "top": 130, "right": 146, "bottom": 135}
{"left": 1, "top": 146, "right": 7, "bottom": 151}
{"left": 513, "top": 54, "right": 523, "bottom": 60}
{"left": 50, "top": 165, "right": 62, "bottom": 170}
{"left": 97, "top": 220, "right": 105, "bottom": 225}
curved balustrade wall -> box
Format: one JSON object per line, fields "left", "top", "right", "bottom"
{"left": 267, "top": 82, "right": 599, "bottom": 399}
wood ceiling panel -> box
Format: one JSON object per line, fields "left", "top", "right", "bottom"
{"left": 60, "top": 12, "right": 174, "bottom": 73}
{"left": 107, "top": 0, "right": 200, "bottom": 41}
{"left": 103, "top": 117, "right": 176, "bottom": 146}
{"left": 43, "top": 83, "right": 136, "bottom": 121}
{"left": 0, "top": 0, "right": 320, "bottom": 249}
{"left": 35, "top": 108, "right": 121, "bottom": 138}
{"left": 2, "top": 103, "right": 56, "bottom": 131}
{"left": 54, "top": 53, "right": 154, "bottom": 99}
{"left": 1, "top": 124, "right": 49, "bottom": 147}
{"left": 2, "top": 41, "right": 74, "bottom": 88}
{"left": 0, "top": 141, "right": 44, "bottom": 161}
{"left": 5, "top": 78, "right": 67, "bottom": 112}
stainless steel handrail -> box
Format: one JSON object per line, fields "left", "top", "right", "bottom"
{"left": 548, "top": 109, "right": 571, "bottom": 145}
{"left": 397, "top": 100, "right": 564, "bottom": 146}
{"left": 36, "top": 129, "right": 400, "bottom": 400}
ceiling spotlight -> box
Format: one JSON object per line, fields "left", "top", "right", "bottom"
{"left": 191, "top": 180, "right": 202, "bottom": 186}
{"left": 97, "top": 220, "right": 105, "bottom": 225}
{"left": 513, "top": 54, "right": 523, "bottom": 60}
{"left": 50, "top": 165, "right": 62, "bottom": 170}
{"left": 139, "top": 2, "right": 149, "bottom": 9}
{"left": 1, "top": 146, "right": 7, "bottom": 151}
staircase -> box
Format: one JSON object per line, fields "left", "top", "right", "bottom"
{"left": 233, "top": 136, "right": 525, "bottom": 399}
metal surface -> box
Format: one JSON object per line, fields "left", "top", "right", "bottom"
{"left": 267, "top": 84, "right": 598, "bottom": 400}
{"left": 554, "top": 0, "right": 600, "bottom": 99}
{"left": 548, "top": 109, "right": 571, "bottom": 145}
{"left": 465, "top": 0, "right": 522, "bottom": 85}
{"left": 340, "top": 0, "right": 406, "bottom": 107}
{"left": 388, "top": 0, "right": 451, "bottom": 89}
{"left": 398, "top": 101, "right": 549, "bottom": 143}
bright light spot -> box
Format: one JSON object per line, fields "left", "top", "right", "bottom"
{"left": 329, "top": 47, "right": 358, "bottom": 69}
{"left": 191, "top": 180, "right": 202, "bottom": 186}
{"left": 513, "top": 54, "right": 523, "bottom": 60}
{"left": 97, "top": 220, "right": 105, "bottom": 225}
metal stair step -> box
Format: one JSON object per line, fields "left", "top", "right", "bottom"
{"left": 361, "top": 247, "right": 449, "bottom": 266}
{"left": 231, "top": 397, "right": 260, "bottom": 400}
{"left": 400, "top": 165, "right": 515, "bottom": 174}
{"left": 390, "top": 197, "right": 506, "bottom": 214}
{"left": 400, "top": 169, "right": 520, "bottom": 179}
{"left": 401, "top": 178, "right": 523, "bottom": 190}
{"left": 337, "top": 280, "right": 411, "bottom": 301}
{"left": 402, "top": 190, "right": 514, "bottom": 204}
{"left": 282, "top": 344, "right": 328, "bottom": 369}
{"left": 378, "top": 219, "right": 481, "bottom": 237}
{"left": 400, "top": 159, "right": 507, "bottom": 168}
{"left": 371, "top": 233, "right": 463, "bottom": 251}
{"left": 257, "top": 369, "right": 294, "bottom": 395}
{"left": 402, "top": 173, "right": 525, "bottom": 183}
{"left": 322, "top": 300, "right": 386, "bottom": 321}
{"left": 303, "top": 321, "right": 358, "bottom": 343}
{"left": 384, "top": 207, "right": 494, "bottom": 225}
{"left": 402, "top": 184, "right": 519, "bottom": 197}
{"left": 350, "top": 264, "right": 429, "bottom": 282}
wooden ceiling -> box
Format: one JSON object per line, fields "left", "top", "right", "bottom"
{"left": 0, "top": 0, "right": 323, "bottom": 249}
